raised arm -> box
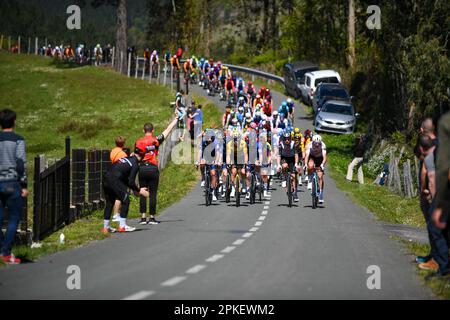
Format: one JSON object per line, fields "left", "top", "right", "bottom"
{"left": 161, "top": 117, "right": 179, "bottom": 140}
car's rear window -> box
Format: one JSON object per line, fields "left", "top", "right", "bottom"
{"left": 321, "top": 87, "right": 348, "bottom": 99}
{"left": 322, "top": 103, "right": 353, "bottom": 115}
{"left": 315, "top": 77, "right": 339, "bottom": 87}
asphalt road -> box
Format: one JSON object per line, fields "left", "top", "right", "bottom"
{"left": 0, "top": 75, "right": 433, "bottom": 300}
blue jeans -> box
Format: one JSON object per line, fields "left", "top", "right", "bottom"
{"left": 427, "top": 200, "right": 449, "bottom": 274}
{"left": 0, "top": 181, "right": 23, "bottom": 256}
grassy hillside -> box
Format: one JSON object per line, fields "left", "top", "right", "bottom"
{"left": 0, "top": 52, "right": 220, "bottom": 261}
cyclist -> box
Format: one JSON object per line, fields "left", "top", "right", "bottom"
{"left": 278, "top": 130, "right": 300, "bottom": 202}
{"left": 227, "top": 130, "right": 248, "bottom": 198}
{"left": 225, "top": 76, "right": 235, "bottom": 101}
{"left": 222, "top": 105, "right": 233, "bottom": 129}
{"left": 278, "top": 101, "right": 290, "bottom": 119}
{"left": 219, "top": 65, "right": 231, "bottom": 88}
{"left": 262, "top": 99, "right": 272, "bottom": 117}
{"left": 175, "top": 97, "right": 187, "bottom": 142}
{"left": 305, "top": 135, "right": 327, "bottom": 204}
{"left": 150, "top": 50, "right": 159, "bottom": 76}
{"left": 244, "top": 123, "right": 261, "bottom": 200}
{"left": 198, "top": 129, "right": 221, "bottom": 201}
{"left": 293, "top": 128, "right": 304, "bottom": 186}
{"left": 258, "top": 86, "right": 267, "bottom": 98}
{"left": 183, "top": 59, "right": 192, "bottom": 82}
{"left": 253, "top": 94, "right": 264, "bottom": 111}
{"left": 94, "top": 44, "right": 102, "bottom": 66}
{"left": 258, "top": 130, "right": 272, "bottom": 199}
{"left": 236, "top": 78, "right": 245, "bottom": 93}
{"left": 287, "top": 98, "right": 295, "bottom": 124}
{"left": 171, "top": 55, "right": 181, "bottom": 71}
{"left": 245, "top": 81, "right": 256, "bottom": 101}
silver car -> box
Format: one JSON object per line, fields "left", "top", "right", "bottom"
{"left": 314, "top": 100, "right": 359, "bottom": 134}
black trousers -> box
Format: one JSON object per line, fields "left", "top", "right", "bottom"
{"left": 103, "top": 174, "right": 130, "bottom": 220}
{"left": 139, "top": 164, "right": 160, "bottom": 215}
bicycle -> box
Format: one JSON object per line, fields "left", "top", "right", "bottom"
{"left": 283, "top": 167, "right": 296, "bottom": 208}
{"left": 203, "top": 165, "right": 213, "bottom": 206}
{"left": 310, "top": 167, "right": 320, "bottom": 209}
{"left": 249, "top": 167, "right": 262, "bottom": 204}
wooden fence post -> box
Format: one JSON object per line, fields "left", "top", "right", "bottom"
{"left": 119, "top": 51, "right": 123, "bottom": 74}
{"left": 149, "top": 61, "right": 153, "bottom": 84}
{"left": 35, "top": 37, "right": 38, "bottom": 55}
{"left": 163, "top": 60, "right": 167, "bottom": 86}
{"left": 135, "top": 56, "right": 139, "bottom": 79}
{"left": 141, "top": 57, "right": 146, "bottom": 80}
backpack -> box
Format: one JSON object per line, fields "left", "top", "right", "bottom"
{"left": 310, "top": 142, "right": 323, "bottom": 158}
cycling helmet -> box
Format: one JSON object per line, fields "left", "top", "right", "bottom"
{"left": 312, "top": 134, "right": 322, "bottom": 142}
{"left": 238, "top": 106, "right": 244, "bottom": 113}
{"left": 200, "top": 58, "right": 205, "bottom": 63}
{"left": 256, "top": 94, "right": 261, "bottom": 99}
{"left": 305, "top": 129, "right": 312, "bottom": 137}
{"left": 283, "top": 131, "right": 291, "bottom": 139}
{"left": 272, "top": 111, "right": 279, "bottom": 117}
{"left": 218, "top": 61, "right": 222, "bottom": 67}
{"left": 245, "top": 113, "right": 252, "bottom": 118}
{"left": 282, "top": 101, "right": 288, "bottom": 107}
{"left": 231, "top": 118, "right": 238, "bottom": 125}
{"left": 287, "top": 98, "right": 293, "bottom": 104}
{"left": 294, "top": 128, "right": 301, "bottom": 134}
{"left": 239, "top": 96, "right": 245, "bottom": 101}
{"left": 248, "top": 81, "right": 253, "bottom": 86}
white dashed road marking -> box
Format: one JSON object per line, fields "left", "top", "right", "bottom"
{"left": 261, "top": 210, "right": 268, "bottom": 215}
{"left": 206, "top": 254, "right": 225, "bottom": 263}
{"left": 249, "top": 227, "right": 259, "bottom": 232}
{"left": 243, "top": 232, "right": 253, "bottom": 238}
{"left": 263, "top": 206, "right": 269, "bottom": 210}
{"left": 123, "top": 290, "right": 155, "bottom": 300}
{"left": 233, "top": 239, "right": 246, "bottom": 245}
{"left": 221, "top": 246, "right": 236, "bottom": 253}
{"left": 265, "top": 201, "right": 271, "bottom": 205}
{"left": 186, "top": 265, "right": 207, "bottom": 274}
{"left": 259, "top": 216, "right": 266, "bottom": 221}
{"left": 255, "top": 221, "right": 263, "bottom": 226}
{"left": 161, "top": 276, "right": 187, "bottom": 287}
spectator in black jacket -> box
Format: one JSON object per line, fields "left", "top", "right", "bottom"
{"left": 346, "top": 135, "right": 365, "bottom": 184}
{"left": 0, "top": 109, "right": 28, "bottom": 265}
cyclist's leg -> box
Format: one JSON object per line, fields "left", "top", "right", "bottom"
{"left": 211, "top": 166, "right": 218, "bottom": 189}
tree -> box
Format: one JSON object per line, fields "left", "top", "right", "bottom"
{"left": 347, "top": 0, "right": 356, "bottom": 68}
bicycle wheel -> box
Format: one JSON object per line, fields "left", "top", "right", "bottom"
{"left": 287, "top": 172, "right": 292, "bottom": 208}
{"left": 225, "top": 174, "right": 231, "bottom": 203}
{"left": 235, "top": 174, "right": 240, "bottom": 207}
{"left": 311, "top": 174, "right": 317, "bottom": 209}
{"left": 205, "top": 172, "right": 211, "bottom": 207}
{"left": 250, "top": 173, "right": 256, "bottom": 204}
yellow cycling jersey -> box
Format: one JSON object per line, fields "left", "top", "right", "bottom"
{"left": 226, "top": 139, "right": 248, "bottom": 165}
{"left": 293, "top": 134, "right": 304, "bottom": 153}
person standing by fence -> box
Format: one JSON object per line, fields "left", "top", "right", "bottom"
{"left": 110, "top": 136, "right": 128, "bottom": 222}
{"left": 346, "top": 135, "right": 365, "bottom": 184}
{"left": 0, "top": 109, "right": 28, "bottom": 264}
{"left": 136, "top": 117, "right": 178, "bottom": 225}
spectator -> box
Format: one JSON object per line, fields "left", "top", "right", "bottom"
{"left": 417, "top": 132, "right": 449, "bottom": 275}
{"left": 191, "top": 104, "right": 204, "bottom": 144}
{"left": 346, "top": 135, "right": 365, "bottom": 184}
{"left": 0, "top": 109, "right": 28, "bottom": 264}
{"left": 432, "top": 111, "right": 450, "bottom": 275}
{"left": 135, "top": 118, "right": 178, "bottom": 225}
{"left": 110, "top": 136, "right": 128, "bottom": 222}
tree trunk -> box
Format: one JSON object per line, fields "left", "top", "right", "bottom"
{"left": 270, "top": 0, "right": 279, "bottom": 50}
{"left": 115, "top": 0, "right": 128, "bottom": 73}
{"left": 261, "top": 0, "right": 270, "bottom": 49}
{"left": 347, "top": 0, "right": 356, "bottom": 68}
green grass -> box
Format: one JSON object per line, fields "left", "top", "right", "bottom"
{"left": 0, "top": 52, "right": 220, "bottom": 263}
{"left": 321, "top": 132, "right": 425, "bottom": 228}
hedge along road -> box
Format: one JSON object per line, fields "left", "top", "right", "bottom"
{"left": 0, "top": 72, "right": 432, "bottom": 300}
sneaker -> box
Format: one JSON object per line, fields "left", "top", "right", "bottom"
{"left": 148, "top": 218, "right": 160, "bottom": 225}
{"left": 212, "top": 194, "right": 218, "bottom": 202}
{"left": 246, "top": 192, "right": 250, "bottom": 200}
{"left": 293, "top": 193, "right": 299, "bottom": 202}
{"left": 281, "top": 181, "right": 287, "bottom": 188}
{"left": 319, "top": 192, "right": 324, "bottom": 204}
{"left": 304, "top": 176, "right": 309, "bottom": 182}
{"left": 263, "top": 190, "right": 270, "bottom": 198}
{"left": 139, "top": 218, "right": 148, "bottom": 225}
{"left": 242, "top": 188, "right": 247, "bottom": 194}
{"left": 298, "top": 179, "right": 303, "bottom": 186}
{"left": 307, "top": 182, "right": 312, "bottom": 190}
{"left": 418, "top": 258, "right": 439, "bottom": 271}
{"left": 200, "top": 181, "right": 205, "bottom": 187}
{"left": 415, "top": 256, "right": 431, "bottom": 264}
{"left": 101, "top": 227, "right": 117, "bottom": 234}
{"left": 0, "top": 254, "right": 21, "bottom": 265}
{"left": 112, "top": 215, "right": 120, "bottom": 222}
{"left": 118, "top": 225, "right": 136, "bottom": 233}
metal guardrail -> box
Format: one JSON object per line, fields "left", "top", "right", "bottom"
{"left": 223, "top": 63, "right": 285, "bottom": 85}
{"left": 134, "top": 57, "right": 285, "bottom": 85}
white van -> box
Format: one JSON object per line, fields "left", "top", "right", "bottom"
{"left": 299, "top": 70, "right": 341, "bottom": 105}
